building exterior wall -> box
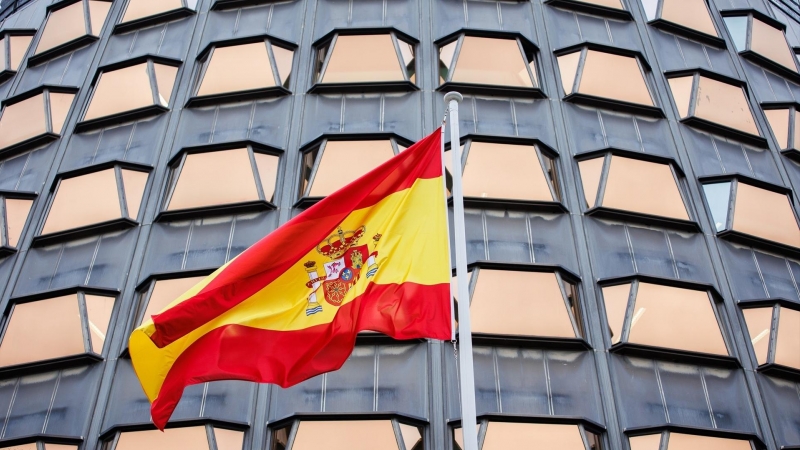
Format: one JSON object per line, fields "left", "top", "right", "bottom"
{"left": 0, "top": 0, "right": 798, "bottom": 449}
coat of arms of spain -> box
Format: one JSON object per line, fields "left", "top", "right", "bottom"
{"left": 304, "top": 226, "right": 381, "bottom": 316}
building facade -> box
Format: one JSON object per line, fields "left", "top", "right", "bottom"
{"left": 0, "top": 0, "right": 799, "bottom": 448}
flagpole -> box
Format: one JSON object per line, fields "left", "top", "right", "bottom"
{"left": 444, "top": 91, "right": 479, "bottom": 450}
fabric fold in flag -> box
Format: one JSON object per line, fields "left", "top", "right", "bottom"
{"left": 129, "top": 129, "right": 452, "bottom": 430}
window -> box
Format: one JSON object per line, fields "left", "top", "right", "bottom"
{"left": 444, "top": 140, "right": 560, "bottom": 203}
{"left": 118, "top": 0, "right": 197, "bottom": 31}
{"left": 164, "top": 147, "right": 279, "bottom": 214}
{"left": 82, "top": 59, "right": 180, "bottom": 126}
{"left": 640, "top": 0, "right": 719, "bottom": 41}
{"left": 0, "top": 31, "right": 35, "bottom": 81}
{"left": 313, "top": 32, "right": 416, "bottom": 88}
{"left": 191, "top": 39, "right": 294, "bottom": 104}
{"left": 438, "top": 35, "right": 539, "bottom": 94}
{"left": 299, "top": 138, "right": 401, "bottom": 200}
{"left": 578, "top": 153, "right": 690, "bottom": 223}
{"left": 724, "top": 12, "right": 798, "bottom": 76}
{"left": 0, "top": 443, "right": 78, "bottom": 450}
{"left": 41, "top": 166, "right": 149, "bottom": 238}
{"left": 0, "top": 292, "right": 115, "bottom": 368}
{"left": 600, "top": 280, "right": 728, "bottom": 356}
{"left": 667, "top": 72, "right": 761, "bottom": 142}
{"left": 629, "top": 431, "right": 755, "bottom": 450}
{"left": 136, "top": 275, "right": 206, "bottom": 327}
{"left": 702, "top": 179, "right": 800, "bottom": 251}
{"left": 546, "top": 0, "right": 626, "bottom": 16}
{"left": 271, "top": 419, "right": 422, "bottom": 450}
{"left": 457, "top": 266, "right": 584, "bottom": 339}
{"left": 557, "top": 47, "right": 655, "bottom": 111}
{"left": 32, "top": 0, "right": 111, "bottom": 63}
{"left": 0, "top": 88, "right": 76, "bottom": 153}
{"left": 762, "top": 106, "right": 800, "bottom": 152}
{"left": 453, "top": 421, "right": 602, "bottom": 450}
{"left": 0, "top": 194, "right": 34, "bottom": 252}
{"left": 743, "top": 304, "right": 800, "bottom": 371}
{"left": 104, "top": 425, "right": 243, "bottom": 450}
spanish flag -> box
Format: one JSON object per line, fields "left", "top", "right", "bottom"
{"left": 129, "top": 129, "right": 451, "bottom": 429}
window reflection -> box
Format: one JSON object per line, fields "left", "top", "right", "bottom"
{"left": 578, "top": 154, "right": 689, "bottom": 221}
{"left": 444, "top": 141, "right": 559, "bottom": 202}
{"left": 640, "top": 0, "right": 718, "bottom": 38}
{"left": 454, "top": 421, "right": 602, "bottom": 450}
{"left": 3, "top": 197, "right": 34, "bottom": 248}
{"left": 315, "top": 33, "right": 415, "bottom": 85}
{"left": 702, "top": 179, "right": 800, "bottom": 249}
{"left": 138, "top": 276, "right": 206, "bottom": 326}
{"left": 106, "top": 425, "right": 243, "bottom": 450}
{"left": 196, "top": 40, "right": 294, "bottom": 99}
{"left": 166, "top": 148, "right": 279, "bottom": 212}
{"left": 557, "top": 48, "right": 653, "bottom": 107}
{"left": 274, "top": 419, "right": 422, "bottom": 450}
{"left": 0, "top": 293, "right": 115, "bottom": 367}
{"left": 0, "top": 89, "right": 76, "bottom": 152}
{"left": 724, "top": 14, "right": 798, "bottom": 73}
{"left": 763, "top": 106, "right": 800, "bottom": 152}
{"left": 41, "top": 166, "right": 149, "bottom": 236}
{"left": 743, "top": 304, "right": 800, "bottom": 371}
{"left": 628, "top": 431, "right": 753, "bottom": 450}
{"left": 34, "top": 0, "right": 111, "bottom": 58}
{"left": 120, "top": 0, "right": 195, "bottom": 26}
{"left": 439, "top": 35, "right": 538, "bottom": 89}
{"left": 300, "top": 139, "right": 398, "bottom": 199}
{"left": 0, "top": 443, "right": 79, "bottom": 450}
{"left": 83, "top": 60, "right": 179, "bottom": 123}
{"left": 601, "top": 281, "right": 728, "bottom": 355}
{"left": 0, "top": 33, "right": 34, "bottom": 75}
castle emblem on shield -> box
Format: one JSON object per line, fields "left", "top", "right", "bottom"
{"left": 304, "top": 226, "right": 381, "bottom": 316}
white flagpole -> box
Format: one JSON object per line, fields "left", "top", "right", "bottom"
{"left": 444, "top": 91, "right": 479, "bottom": 450}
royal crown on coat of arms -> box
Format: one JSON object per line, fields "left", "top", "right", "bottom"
{"left": 303, "top": 226, "right": 382, "bottom": 316}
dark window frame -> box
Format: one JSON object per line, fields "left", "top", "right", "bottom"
{"left": 625, "top": 425, "right": 764, "bottom": 450}
{"left": 544, "top": 0, "right": 632, "bottom": 21}
{"left": 740, "top": 299, "right": 800, "bottom": 381}
{"left": 114, "top": 0, "right": 197, "bottom": 34}
{"left": 761, "top": 101, "right": 800, "bottom": 161}
{"left": 29, "top": 0, "right": 113, "bottom": 67}
{"left": 0, "top": 29, "right": 36, "bottom": 84}
{"left": 642, "top": 0, "right": 725, "bottom": 47}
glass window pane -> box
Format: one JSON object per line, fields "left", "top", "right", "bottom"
{"left": 751, "top": 18, "right": 797, "bottom": 72}
{"left": 87, "top": 0, "right": 111, "bottom": 35}
{"left": 578, "top": 156, "right": 604, "bottom": 208}
{"left": 482, "top": 422, "right": 585, "bottom": 449}
{"left": 45, "top": 445, "right": 80, "bottom": 450}
{"left": 84, "top": 295, "right": 114, "bottom": 353}
{"left": 578, "top": 51, "right": 653, "bottom": 106}
{"left": 35, "top": 1, "right": 87, "bottom": 55}
{"left": 438, "top": 40, "right": 457, "bottom": 83}
{"left": 732, "top": 182, "right": 800, "bottom": 248}
{"left": 292, "top": 421, "right": 399, "bottom": 450}
{"left": 9, "top": 35, "right": 33, "bottom": 70}
{"left": 628, "top": 283, "right": 728, "bottom": 355}
{"left": 0, "top": 295, "right": 85, "bottom": 367}
{"left": 764, "top": 108, "right": 790, "bottom": 148}
{"left": 42, "top": 168, "right": 121, "bottom": 235}
{"left": 668, "top": 76, "right": 693, "bottom": 118}
{"left": 198, "top": 43, "right": 275, "bottom": 97}
{"left": 743, "top": 307, "right": 773, "bottom": 365}
{"left": 254, "top": 152, "right": 279, "bottom": 202}
{"left": 85, "top": 63, "right": 155, "bottom": 121}
{"left": 451, "top": 36, "right": 534, "bottom": 87}
{"left": 702, "top": 182, "right": 731, "bottom": 232}
{"left": 641, "top": 0, "right": 659, "bottom": 20}
{"left": 49, "top": 92, "right": 76, "bottom": 135}
{"left": 308, "top": 140, "right": 394, "bottom": 197}
{"left": 141, "top": 276, "right": 206, "bottom": 326}
{"left": 214, "top": 427, "right": 244, "bottom": 450}
{"left": 558, "top": 51, "right": 581, "bottom": 95}
{"left": 585, "top": 0, "right": 623, "bottom": 8}
{"left": 694, "top": 76, "right": 759, "bottom": 136}
{"left": 399, "top": 424, "right": 422, "bottom": 450}
{"left": 602, "top": 283, "right": 631, "bottom": 344}
{"left": 120, "top": 169, "right": 148, "bottom": 220}
{"left": 153, "top": 63, "right": 178, "bottom": 105}
{"left": 630, "top": 433, "right": 662, "bottom": 450}
{"left": 121, "top": 0, "right": 184, "bottom": 24}
{"left": 461, "top": 142, "right": 553, "bottom": 201}
{"left": 272, "top": 44, "right": 294, "bottom": 87}
{"left": 775, "top": 307, "right": 800, "bottom": 369}
{"left": 667, "top": 433, "right": 753, "bottom": 450}
{"left": 471, "top": 270, "right": 577, "bottom": 338}
{"left": 167, "top": 149, "right": 259, "bottom": 210}
{"left": 5, "top": 198, "right": 33, "bottom": 248}
{"left": 4, "top": 444, "right": 37, "bottom": 450}
{"left": 321, "top": 34, "right": 404, "bottom": 83}
{"left": 0, "top": 94, "right": 47, "bottom": 150}
{"left": 661, "top": 0, "right": 717, "bottom": 36}
{"left": 603, "top": 156, "right": 689, "bottom": 220}
{"left": 724, "top": 16, "right": 749, "bottom": 51}
{"left": 115, "top": 427, "right": 211, "bottom": 449}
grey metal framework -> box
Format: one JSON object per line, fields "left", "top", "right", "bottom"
{"left": 0, "top": 0, "right": 799, "bottom": 449}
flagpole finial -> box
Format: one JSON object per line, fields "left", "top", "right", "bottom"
{"left": 443, "top": 91, "right": 463, "bottom": 104}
